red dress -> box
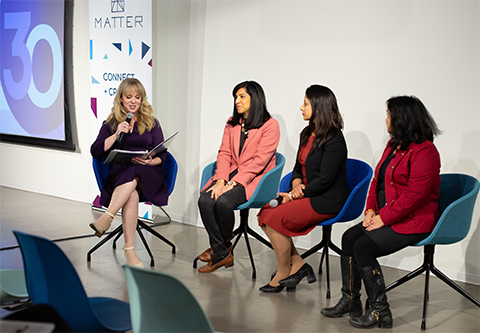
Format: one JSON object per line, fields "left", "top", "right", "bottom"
{"left": 257, "top": 136, "right": 335, "bottom": 237}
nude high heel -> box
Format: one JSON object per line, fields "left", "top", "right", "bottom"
{"left": 89, "top": 211, "right": 114, "bottom": 237}
{"left": 123, "top": 246, "right": 145, "bottom": 269}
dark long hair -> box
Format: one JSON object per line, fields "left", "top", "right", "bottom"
{"left": 300, "top": 85, "right": 344, "bottom": 151}
{"left": 228, "top": 81, "right": 271, "bottom": 129}
{"left": 387, "top": 96, "right": 441, "bottom": 150}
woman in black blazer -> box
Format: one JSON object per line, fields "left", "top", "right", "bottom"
{"left": 258, "top": 85, "right": 350, "bottom": 292}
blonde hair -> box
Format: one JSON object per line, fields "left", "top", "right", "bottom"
{"left": 106, "top": 78, "right": 155, "bottom": 135}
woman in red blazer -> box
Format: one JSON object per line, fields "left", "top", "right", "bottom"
{"left": 197, "top": 81, "right": 280, "bottom": 273}
{"left": 257, "top": 85, "right": 350, "bottom": 292}
{"left": 321, "top": 96, "right": 441, "bottom": 329}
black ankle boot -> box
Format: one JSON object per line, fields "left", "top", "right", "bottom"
{"left": 321, "top": 255, "right": 362, "bottom": 318}
{"left": 349, "top": 264, "right": 393, "bottom": 329}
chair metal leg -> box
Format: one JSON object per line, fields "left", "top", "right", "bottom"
{"left": 329, "top": 241, "right": 342, "bottom": 256}
{"left": 138, "top": 220, "right": 176, "bottom": 254}
{"left": 318, "top": 249, "right": 326, "bottom": 275}
{"left": 192, "top": 255, "right": 200, "bottom": 269}
{"left": 324, "top": 239, "right": 331, "bottom": 299}
{"left": 386, "top": 264, "right": 427, "bottom": 292}
{"left": 430, "top": 264, "right": 480, "bottom": 307}
{"left": 242, "top": 227, "right": 257, "bottom": 279}
{"left": 386, "top": 245, "right": 480, "bottom": 330}
{"left": 158, "top": 206, "right": 171, "bottom": 224}
{"left": 300, "top": 226, "right": 341, "bottom": 258}
{"left": 88, "top": 219, "right": 175, "bottom": 265}
{"left": 112, "top": 230, "right": 123, "bottom": 249}
{"left": 299, "top": 225, "right": 340, "bottom": 297}
{"left": 242, "top": 209, "right": 272, "bottom": 279}
{"left": 231, "top": 230, "right": 243, "bottom": 251}
{"left": 136, "top": 225, "right": 155, "bottom": 267}
{"left": 87, "top": 225, "right": 123, "bottom": 262}
{"left": 421, "top": 248, "right": 433, "bottom": 331}
{"left": 301, "top": 239, "right": 327, "bottom": 260}
{"left": 231, "top": 209, "right": 272, "bottom": 279}
{"left": 232, "top": 210, "right": 258, "bottom": 279}
{"left": 245, "top": 225, "right": 273, "bottom": 250}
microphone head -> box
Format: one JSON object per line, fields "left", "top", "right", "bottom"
{"left": 126, "top": 112, "right": 134, "bottom": 123}
{"left": 269, "top": 199, "right": 279, "bottom": 208}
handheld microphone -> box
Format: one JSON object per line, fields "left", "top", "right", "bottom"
{"left": 269, "top": 195, "right": 284, "bottom": 208}
{"left": 117, "top": 112, "right": 134, "bottom": 143}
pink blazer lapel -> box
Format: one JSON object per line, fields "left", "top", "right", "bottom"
{"left": 238, "top": 127, "right": 259, "bottom": 163}
{"left": 231, "top": 124, "right": 242, "bottom": 161}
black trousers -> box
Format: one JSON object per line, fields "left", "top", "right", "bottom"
{"left": 342, "top": 223, "right": 429, "bottom": 267}
{"left": 198, "top": 186, "right": 247, "bottom": 262}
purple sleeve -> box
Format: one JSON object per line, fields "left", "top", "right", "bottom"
{"left": 90, "top": 122, "right": 113, "bottom": 160}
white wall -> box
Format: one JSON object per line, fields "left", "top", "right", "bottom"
{"left": 0, "top": 0, "right": 478, "bottom": 284}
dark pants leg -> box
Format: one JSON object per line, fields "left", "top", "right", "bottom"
{"left": 342, "top": 225, "right": 389, "bottom": 267}
{"left": 342, "top": 223, "right": 429, "bottom": 267}
{"left": 198, "top": 186, "right": 246, "bottom": 262}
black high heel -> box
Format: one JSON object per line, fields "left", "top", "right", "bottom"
{"left": 270, "top": 270, "right": 277, "bottom": 281}
{"left": 278, "top": 263, "right": 316, "bottom": 288}
{"left": 259, "top": 283, "right": 296, "bottom": 293}
{"left": 259, "top": 284, "right": 284, "bottom": 293}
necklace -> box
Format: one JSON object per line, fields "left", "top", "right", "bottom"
{"left": 241, "top": 122, "right": 249, "bottom": 136}
{"left": 393, "top": 144, "right": 401, "bottom": 155}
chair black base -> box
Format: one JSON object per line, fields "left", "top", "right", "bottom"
{"left": 300, "top": 225, "right": 341, "bottom": 299}
{"left": 153, "top": 206, "right": 172, "bottom": 225}
{"left": 1, "top": 299, "right": 32, "bottom": 312}
{"left": 193, "top": 208, "right": 273, "bottom": 279}
{"left": 87, "top": 219, "right": 176, "bottom": 267}
{"left": 3, "top": 304, "right": 75, "bottom": 332}
{"left": 386, "top": 244, "right": 480, "bottom": 330}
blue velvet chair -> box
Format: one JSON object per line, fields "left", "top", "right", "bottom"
{"left": 193, "top": 152, "right": 286, "bottom": 279}
{"left": 123, "top": 265, "right": 217, "bottom": 333}
{"left": 13, "top": 231, "right": 131, "bottom": 332}
{"left": 279, "top": 158, "right": 373, "bottom": 298}
{"left": 88, "top": 151, "right": 177, "bottom": 267}
{"left": 385, "top": 173, "right": 480, "bottom": 330}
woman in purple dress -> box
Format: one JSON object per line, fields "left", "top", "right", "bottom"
{"left": 90, "top": 78, "right": 168, "bottom": 268}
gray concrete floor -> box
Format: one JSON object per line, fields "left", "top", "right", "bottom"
{"left": 0, "top": 186, "right": 479, "bottom": 332}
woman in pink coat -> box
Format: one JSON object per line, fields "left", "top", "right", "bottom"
{"left": 321, "top": 96, "right": 441, "bottom": 329}
{"left": 197, "top": 81, "right": 280, "bottom": 273}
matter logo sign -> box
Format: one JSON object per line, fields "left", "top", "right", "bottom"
{"left": 111, "top": 0, "right": 125, "bottom": 13}
{"left": 0, "top": 0, "right": 64, "bottom": 136}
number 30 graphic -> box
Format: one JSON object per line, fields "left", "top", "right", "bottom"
{"left": 3, "top": 11, "right": 62, "bottom": 108}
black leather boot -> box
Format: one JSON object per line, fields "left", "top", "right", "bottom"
{"left": 321, "top": 255, "right": 362, "bottom": 318}
{"left": 349, "top": 264, "right": 393, "bottom": 329}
